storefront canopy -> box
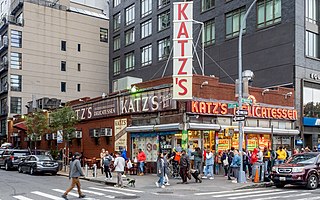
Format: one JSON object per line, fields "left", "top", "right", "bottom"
{"left": 220, "top": 125, "right": 299, "bottom": 136}
{"left": 126, "top": 123, "right": 183, "bottom": 132}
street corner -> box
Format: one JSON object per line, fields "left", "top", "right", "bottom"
{"left": 235, "top": 181, "right": 274, "bottom": 190}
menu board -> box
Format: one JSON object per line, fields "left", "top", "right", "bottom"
{"left": 247, "top": 139, "right": 258, "bottom": 151}
{"left": 218, "top": 139, "right": 230, "bottom": 151}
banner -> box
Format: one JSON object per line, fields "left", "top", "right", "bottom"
{"left": 114, "top": 119, "right": 127, "bottom": 151}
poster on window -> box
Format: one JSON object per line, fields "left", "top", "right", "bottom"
{"left": 132, "top": 136, "right": 158, "bottom": 162}
{"left": 114, "top": 118, "right": 127, "bottom": 151}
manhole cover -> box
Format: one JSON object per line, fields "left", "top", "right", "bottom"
{"left": 114, "top": 196, "right": 140, "bottom": 199}
{"left": 157, "top": 191, "right": 174, "bottom": 194}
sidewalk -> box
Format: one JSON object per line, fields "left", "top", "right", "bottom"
{"left": 57, "top": 167, "right": 273, "bottom": 191}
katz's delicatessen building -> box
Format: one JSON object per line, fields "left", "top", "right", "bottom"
{"left": 126, "top": 75, "right": 299, "bottom": 161}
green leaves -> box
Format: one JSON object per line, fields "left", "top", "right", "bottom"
{"left": 25, "top": 111, "right": 49, "bottom": 139}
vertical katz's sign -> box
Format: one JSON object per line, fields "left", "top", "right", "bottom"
{"left": 173, "top": 2, "right": 193, "bottom": 100}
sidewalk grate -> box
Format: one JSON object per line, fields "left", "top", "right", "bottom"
{"left": 114, "top": 196, "right": 140, "bottom": 199}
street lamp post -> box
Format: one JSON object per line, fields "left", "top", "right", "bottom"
{"left": 238, "top": 0, "right": 258, "bottom": 184}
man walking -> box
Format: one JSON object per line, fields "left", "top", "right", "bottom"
{"left": 104, "top": 151, "right": 113, "bottom": 181}
{"left": 62, "top": 152, "right": 85, "bottom": 199}
{"left": 114, "top": 152, "right": 126, "bottom": 187}
{"left": 137, "top": 149, "right": 146, "bottom": 175}
{"left": 179, "top": 150, "right": 190, "bottom": 184}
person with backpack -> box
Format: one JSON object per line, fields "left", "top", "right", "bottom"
{"left": 104, "top": 151, "right": 113, "bottom": 181}
{"left": 221, "top": 150, "right": 229, "bottom": 177}
{"left": 191, "top": 147, "right": 202, "bottom": 174}
{"left": 230, "top": 150, "right": 241, "bottom": 183}
{"left": 227, "top": 147, "right": 235, "bottom": 180}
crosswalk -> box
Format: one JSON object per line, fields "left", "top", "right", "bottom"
{"left": 194, "top": 188, "right": 314, "bottom": 200}
{"left": 12, "top": 186, "right": 143, "bottom": 200}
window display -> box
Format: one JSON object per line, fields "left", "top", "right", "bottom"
{"left": 132, "top": 136, "right": 158, "bottom": 162}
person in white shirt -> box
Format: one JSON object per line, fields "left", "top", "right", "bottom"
{"left": 114, "top": 152, "right": 126, "bottom": 187}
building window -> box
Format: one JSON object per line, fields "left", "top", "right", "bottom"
{"left": 306, "top": 0, "right": 319, "bottom": 24}
{"left": 114, "top": 0, "right": 121, "bottom": 7}
{"left": 78, "top": 63, "right": 81, "bottom": 71}
{"left": 113, "top": 57, "right": 120, "bottom": 75}
{"left": 158, "top": 37, "right": 170, "bottom": 60}
{"left": 78, "top": 44, "right": 81, "bottom": 52}
{"left": 158, "top": 10, "right": 170, "bottom": 31}
{"left": 204, "top": 19, "right": 215, "bottom": 46}
{"left": 10, "top": 52, "right": 21, "bottom": 69}
{"left": 257, "top": 0, "right": 281, "bottom": 28}
{"left": 11, "top": 30, "right": 22, "bottom": 48}
{"left": 113, "top": 12, "right": 121, "bottom": 32}
{"left": 1, "top": 98, "right": 7, "bottom": 115}
{"left": 61, "top": 82, "right": 66, "bottom": 92}
{"left": 10, "top": 97, "right": 21, "bottom": 114}
{"left": 77, "top": 84, "right": 81, "bottom": 92}
{"left": 10, "top": 74, "right": 21, "bottom": 92}
{"left": 202, "top": 0, "right": 215, "bottom": 12}
{"left": 303, "top": 82, "right": 320, "bottom": 117}
{"left": 141, "top": 45, "right": 152, "bottom": 66}
{"left": 113, "top": 35, "right": 120, "bottom": 51}
{"left": 100, "top": 28, "right": 108, "bottom": 43}
{"left": 61, "top": 40, "right": 66, "bottom": 51}
{"left": 1, "top": 76, "right": 7, "bottom": 92}
{"left": 158, "top": 0, "right": 170, "bottom": 9}
{"left": 125, "top": 4, "right": 135, "bottom": 25}
{"left": 141, "top": 0, "right": 152, "bottom": 17}
{"left": 141, "top": 19, "right": 152, "bottom": 39}
{"left": 125, "top": 52, "right": 135, "bottom": 71}
{"left": 125, "top": 28, "right": 135, "bottom": 46}
{"left": 61, "top": 61, "right": 66, "bottom": 71}
{"left": 306, "top": 31, "right": 319, "bottom": 58}
{"left": 226, "top": 7, "right": 246, "bottom": 39}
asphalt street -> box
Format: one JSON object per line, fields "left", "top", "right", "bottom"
{"left": 1, "top": 169, "right": 320, "bottom": 200}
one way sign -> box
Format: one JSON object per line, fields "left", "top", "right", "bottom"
{"left": 233, "top": 115, "right": 245, "bottom": 121}
{"left": 236, "top": 109, "right": 248, "bottom": 116}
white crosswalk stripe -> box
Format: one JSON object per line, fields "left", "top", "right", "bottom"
{"left": 211, "top": 189, "right": 282, "bottom": 198}
{"left": 52, "top": 189, "right": 80, "bottom": 197}
{"left": 104, "top": 186, "right": 144, "bottom": 193}
{"left": 253, "top": 193, "right": 311, "bottom": 200}
{"left": 228, "top": 190, "right": 297, "bottom": 200}
{"left": 30, "top": 191, "right": 65, "bottom": 200}
{"left": 12, "top": 196, "right": 33, "bottom": 200}
{"left": 89, "top": 187, "right": 136, "bottom": 196}
{"left": 194, "top": 188, "right": 256, "bottom": 196}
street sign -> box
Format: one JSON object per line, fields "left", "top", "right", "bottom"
{"left": 228, "top": 103, "right": 238, "bottom": 108}
{"left": 241, "top": 98, "right": 252, "bottom": 104}
{"left": 236, "top": 109, "right": 248, "bottom": 115}
{"left": 233, "top": 115, "right": 245, "bottom": 121}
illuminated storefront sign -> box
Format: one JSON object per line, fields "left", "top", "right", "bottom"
{"left": 188, "top": 100, "right": 297, "bottom": 120}
{"left": 172, "top": 2, "right": 193, "bottom": 99}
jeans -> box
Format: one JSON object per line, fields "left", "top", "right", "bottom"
{"left": 205, "top": 164, "right": 214, "bottom": 177}
{"left": 276, "top": 159, "right": 284, "bottom": 165}
{"left": 139, "top": 161, "right": 144, "bottom": 173}
{"left": 104, "top": 166, "right": 112, "bottom": 178}
{"left": 194, "top": 160, "right": 201, "bottom": 173}
{"left": 158, "top": 176, "right": 164, "bottom": 186}
{"left": 180, "top": 167, "right": 188, "bottom": 183}
{"left": 64, "top": 177, "right": 83, "bottom": 196}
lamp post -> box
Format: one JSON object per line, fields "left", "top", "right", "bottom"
{"left": 238, "top": 0, "right": 257, "bottom": 183}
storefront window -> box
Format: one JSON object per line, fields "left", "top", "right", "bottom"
{"left": 303, "top": 82, "right": 320, "bottom": 118}
{"left": 132, "top": 136, "right": 158, "bottom": 162}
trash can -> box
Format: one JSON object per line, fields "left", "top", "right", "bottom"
{"left": 252, "top": 162, "right": 265, "bottom": 182}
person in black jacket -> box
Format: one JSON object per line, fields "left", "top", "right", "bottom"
{"left": 227, "top": 147, "right": 235, "bottom": 180}
{"left": 179, "top": 150, "right": 190, "bottom": 184}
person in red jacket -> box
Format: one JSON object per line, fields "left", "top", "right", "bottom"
{"left": 137, "top": 149, "right": 146, "bottom": 175}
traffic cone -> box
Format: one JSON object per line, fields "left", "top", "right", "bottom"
{"left": 254, "top": 166, "right": 259, "bottom": 183}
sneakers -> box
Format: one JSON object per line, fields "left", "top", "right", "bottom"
{"left": 122, "top": 174, "right": 127, "bottom": 178}
{"left": 202, "top": 176, "right": 207, "bottom": 179}
{"left": 209, "top": 177, "right": 214, "bottom": 180}
{"left": 232, "top": 180, "right": 238, "bottom": 183}
{"left": 161, "top": 185, "right": 165, "bottom": 189}
{"left": 165, "top": 183, "right": 170, "bottom": 186}
{"left": 79, "top": 194, "right": 86, "bottom": 198}
{"left": 110, "top": 177, "right": 113, "bottom": 180}
{"left": 155, "top": 182, "right": 159, "bottom": 187}
{"left": 61, "top": 194, "right": 68, "bottom": 199}
{"left": 105, "top": 178, "right": 109, "bottom": 181}
{"left": 139, "top": 173, "right": 144, "bottom": 176}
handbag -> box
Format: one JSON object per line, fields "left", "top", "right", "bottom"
{"left": 223, "top": 158, "right": 229, "bottom": 166}
{"left": 127, "top": 160, "right": 133, "bottom": 169}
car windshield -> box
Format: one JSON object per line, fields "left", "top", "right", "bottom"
{"left": 37, "top": 155, "right": 53, "bottom": 161}
{"left": 287, "top": 154, "right": 318, "bottom": 164}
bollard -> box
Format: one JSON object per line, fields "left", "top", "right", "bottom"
{"left": 85, "top": 164, "right": 88, "bottom": 177}
{"left": 93, "top": 164, "right": 97, "bottom": 178}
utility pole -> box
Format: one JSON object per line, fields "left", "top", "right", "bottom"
{"left": 238, "top": 0, "right": 257, "bottom": 184}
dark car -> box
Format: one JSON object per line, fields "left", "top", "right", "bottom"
{"left": 18, "top": 155, "right": 59, "bottom": 175}
{"left": 271, "top": 152, "right": 320, "bottom": 189}
{"left": 0, "top": 149, "right": 31, "bottom": 170}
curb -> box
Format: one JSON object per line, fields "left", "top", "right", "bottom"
{"left": 57, "top": 172, "right": 116, "bottom": 186}
{"left": 236, "top": 182, "right": 274, "bottom": 190}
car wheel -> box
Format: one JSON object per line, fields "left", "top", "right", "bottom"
{"left": 18, "top": 166, "right": 22, "bottom": 173}
{"left": 275, "top": 183, "right": 285, "bottom": 188}
{"left": 30, "top": 167, "right": 35, "bottom": 175}
{"left": 307, "top": 174, "right": 318, "bottom": 190}
{"left": 5, "top": 162, "right": 10, "bottom": 171}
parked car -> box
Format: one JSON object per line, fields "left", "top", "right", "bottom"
{"left": 271, "top": 152, "right": 320, "bottom": 189}
{"left": 0, "top": 149, "right": 31, "bottom": 170}
{"left": 18, "top": 155, "right": 59, "bottom": 175}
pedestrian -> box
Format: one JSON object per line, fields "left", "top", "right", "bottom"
{"left": 242, "top": 148, "right": 249, "bottom": 177}
{"left": 114, "top": 152, "right": 126, "bottom": 188}
{"left": 263, "top": 147, "right": 271, "bottom": 175}
{"left": 179, "top": 150, "right": 190, "bottom": 184}
{"left": 227, "top": 147, "right": 235, "bottom": 180}
{"left": 221, "top": 150, "right": 229, "bottom": 177}
{"left": 155, "top": 153, "right": 166, "bottom": 188}
{"left": 191, "top": 147, "right": 202, "bottom": 174}
{"left": 230, "top": 150, "right": 241, "bottom": 183}
{"left": 202, "top": 147, "right": 214, "bottom": 180}
{"left": 100, "top": 148, "right": 106, "bottom": 174}
{"left": 104, "top": 151, "right": 113, "bottom": 181}
{"left": 275, "top": 146, "right": 287, "bottom": 165}
{"left": 137, "top": 149, "right": 146, "bottom": 176}
{"left": 121, "top": 147, "right": 128, "bottom": 177}
{"left": 61, "top": 152, "right": 86, "bottom": 199}
{"left": 163, "top": 153, "right": 170, "bottom": 186}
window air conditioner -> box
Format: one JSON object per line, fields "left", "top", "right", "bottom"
{"left": 52, "top": 133, "right": 57, "bottom": 140}
{"left": 75, "top": 131, "right": 82, "bottom": 138}
{"left": 45, "top": 134, "right": 51, "bottom": 140}
{"left": 36, "top": 136, "right": 42, "bottom": 141}
{"left": 93, "top": 129, "right": 100, "bottom": 137}
{"left": 100, "top": 128, "right": 112, "bottom": 137}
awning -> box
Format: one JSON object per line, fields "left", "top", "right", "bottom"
{"left": 126, "top": 123, "right": 182, "bottom": 132}
{"left": 220, "top": 125, "right": 299, "bottom": 136}
{"left": 187, "top": 123, "right": 221, "bottom": 130}
{"left": 13, "top": 121, "right": 27, "bottom": 131}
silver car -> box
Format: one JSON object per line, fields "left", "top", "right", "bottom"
{"left": 18, "top": 155, "right": 59, "bottom": 175}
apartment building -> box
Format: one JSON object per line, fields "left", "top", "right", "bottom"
{"left": 0, "top": 0, "right": 109, "bottom": 142}
{"left": 109, "top": 0, "right": 320, "bottom": 147}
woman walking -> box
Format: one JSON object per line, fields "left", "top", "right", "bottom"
{"left": 155, "top": 153, "right": 165, "bottom": 188}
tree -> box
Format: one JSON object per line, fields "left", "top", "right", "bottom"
{"left": 50, "top": 106, "right": 78, "bottom": 168}
{"left": 25, "top": 111, "right": 49, "bottom": 151}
